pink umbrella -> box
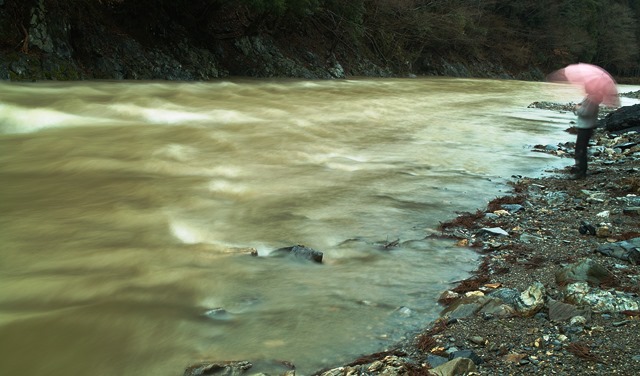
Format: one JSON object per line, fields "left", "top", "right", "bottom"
{"left": 547, "top": 63, "right": 620, "bottom": 107}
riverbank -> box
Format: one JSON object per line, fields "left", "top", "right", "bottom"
{"left": 308, "top": 101, "right": 640, "bottom": 375}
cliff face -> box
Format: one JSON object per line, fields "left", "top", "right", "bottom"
{"left": 0, "top": 1, "right": 546, "bottom": 81}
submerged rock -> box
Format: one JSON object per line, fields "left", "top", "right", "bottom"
{"left": 184, "top": 361, "right": 253, "bottom": 376}
{"left": 267, "top": 245, "right": 324, "bottom": 263}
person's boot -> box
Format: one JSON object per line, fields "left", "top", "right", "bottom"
{"left": 570, "top": 170, "right": 587, "bottom": 180}
{"left": 571, "top": 155, "right": 588, "bottom": 179}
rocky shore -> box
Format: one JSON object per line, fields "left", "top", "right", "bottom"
{"left": 185, "top": 96, "right": 640, "bottom": 376}
{"left": 318, "top": 97, "right": 640, "bottom": 376}
{"left": 313, "top": 98, "right": 640, "bottom": 376}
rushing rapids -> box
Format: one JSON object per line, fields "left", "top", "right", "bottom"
{"left": 2, "top": 78, "right": 626, "bottom": 375}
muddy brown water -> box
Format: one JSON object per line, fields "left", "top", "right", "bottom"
{"left": 0, "top": 78, "right": 615, "bottom": 375}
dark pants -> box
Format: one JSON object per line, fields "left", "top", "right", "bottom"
{"left": 574, "top": 128, "right": 594, "bottom": 177}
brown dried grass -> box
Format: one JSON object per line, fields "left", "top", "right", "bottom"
{"left": 567, "top": 342, "right": 600, "bottom": 362}
{"left": 438, "top": 209, "right": 485, "bottom": 231}
{"left": 486, "top": 195, "right": 526, "bottom": 212}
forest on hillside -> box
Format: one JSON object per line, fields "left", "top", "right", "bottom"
{"left": 200, "top": 0, "right": 640, "bottom": 75}
{"left": 1, "top": 0, "right": 639, "bottom": 79}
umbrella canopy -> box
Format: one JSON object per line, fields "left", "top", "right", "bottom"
{"left": 547, "top": 63, "right": 620, "bottom": 107}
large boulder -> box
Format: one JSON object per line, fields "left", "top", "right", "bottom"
{"left": 602, "top": 104, "right": 640, "bottom": 133}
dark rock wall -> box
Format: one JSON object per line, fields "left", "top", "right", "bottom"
{"left": 0, "top": 1, "right": 545, "bottom": 81}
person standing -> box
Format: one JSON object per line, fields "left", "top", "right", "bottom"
{"left": 571, "top": 94, "right": 602, "bottom": 179}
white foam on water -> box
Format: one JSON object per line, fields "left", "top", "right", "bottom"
{"left": 0, "top": 105, "right": 97, "bottom": 134}
{"left": 207, "top": 180, "right": 249, "bottom": 196}
{"left": 169, "top": 220, "right": 204, "bottom": 244}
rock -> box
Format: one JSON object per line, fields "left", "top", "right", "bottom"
{"left": 439, "top": 290, "right": 461, "bottom": 302}
{"left": 204, "top": 308, "right": 233, "bottom": 321}
{"left": 502, "top": 353, "right": 527, "bottom": 364}
{"left": 570, "top": 315, "right": 588, "bottom": 326}
{"left": 429, "top": 358, "right": 477, "bottom": 376}
{"left": 477, "top": 227, "right": 510, "bottom": 237}
{"left": 448, "top": 349, "right": 484, "bottom": 365}
{"left": 603, "top": 104, "right": 640, "bottom": 132}
{"left": 492, "top": 209, "right": 511, "bottom": 216}
{"left": 595, "top": 237, "right": 640, "bottom": 265}
{"left": 441, "top": 295, "right": 491, "bottom": 319}
{"left": 364, "top": 355, "right": 407, "bottom": 375}
{"left": 501, "top": 204, "right": 524, "bottom": 213}
{"left": 544, "top": 191, "right": 569, "bottom": 206}
{"left": 426, "top": 354, "right": 449, "bottom": 368}
{"left": 319, "top": 367, "right": 345, "bottom": 376}
{"left": 579, "top": 221, "right": 597, "bottom": 235}
{"left": 367, "top": 361, "right": 384, "bottom": 372}
{"left": 477, "top": 297, "right": 516, "bottom": 318}
{"left": 565, "top": 282, "right": 640, "bottom": 312}
{"left": 595, "top": 223, "right": 612, "bottom": 238}
{"left": 489, "top": 288, "right": 520, "bottom": 306}
{"left": 486, "top": 284, "right": 544, "bottom": 317}
{"left": 268, "top": 245, "right": 323, "bottom": 263}
{"left": 547, "top": 299, "right": 589, "bottom": 322}
{"left": 517, "top": 282, "right": 546, "bottom": 317}
{"left": 555, "top": 259, "right": 615, "bottom": 286}
{"left": 613, "top": 141, "right": 640, "bottom": 150}
{"left": 469, "top": 336, "right": 486, "bottom": 345}
{"left": 396, "top": 306, "right": 412, "bottom": 317}
{"left": 520, "top": 232, "right": 545, "bottom": 243}
{"left": 184, "top": 361, "right": 253, "bottom": 376}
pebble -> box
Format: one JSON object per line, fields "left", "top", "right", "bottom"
{"left": 469, "top": 336, "right": 485, "bottom": 345}
{"left": 570, "top": 316, "right": 587, "bottom": 326}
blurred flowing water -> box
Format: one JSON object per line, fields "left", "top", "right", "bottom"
{"left": 0, "top": 78, "right": 615, "bottom": 375}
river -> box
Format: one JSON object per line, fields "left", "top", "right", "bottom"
{"left": 0, "top": 78, "right": 632, "bottom": 375}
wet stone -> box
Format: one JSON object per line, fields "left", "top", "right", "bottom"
{"left": 429, "top": 358, "right": 477, "bottom": 376}
{"left": 478, "top": 227, "right": 510, "bottom": 237}
{"left": 268, "top": 244, "right": 323, "bottom": 263}
{"left": 469, "top": 336, "right": 486, "bottom": 345}
{"left": 184, "top": 361, "right": 253, "bottom": 376}
{"left": 448, "top": 349, "right": 484, "bottom": 365}
{"left": 426, "top": 354, "right": 449, "bottom": 368}
{"left": 501, "top": 204, "right": 524, "bottom": 213}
